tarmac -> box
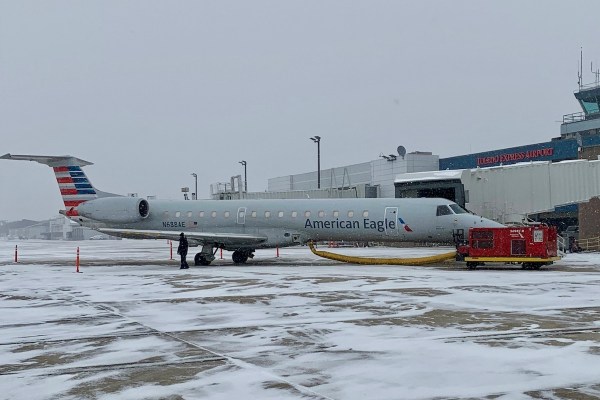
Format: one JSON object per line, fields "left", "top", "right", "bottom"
{"left": 1, "top": 240, "right": 600, "bottom": 400}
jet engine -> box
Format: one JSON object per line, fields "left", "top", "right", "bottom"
{"left": 77, "top": 197, "right": 150, "bottom": 223}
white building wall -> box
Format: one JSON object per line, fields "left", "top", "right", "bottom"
{"left": 264, "top": 175, "right": 293, "bottom": 191}
{"left": 549, "top": 159, "right": 600, "bottom": 206}
{"left": 462, "top": 164, "right": 553, "bottom": 221}
{"left": 268, "top": 153, "right": 439, "bottom": 197}
{"left": 372, "top": 154, "right": 439, "bottom": 198}
{"left": 268, "top": 162, "right": 372, "bottom": 192}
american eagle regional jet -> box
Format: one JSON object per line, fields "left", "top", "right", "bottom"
{"left": 2, "top": 154, "right": 503, "bottom": 265}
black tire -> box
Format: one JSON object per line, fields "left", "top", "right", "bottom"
{"left": 522, "top": 263, "right": 537, "bottom": 270}
{"left": 232, "top": 250, "right": 248, "bottom": 264}
{"left": 194, "top": 253, "right": 211, "bottom": 266}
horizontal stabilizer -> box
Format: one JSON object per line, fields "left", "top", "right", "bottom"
{"left": 0, "top": 153, "right": 93, "bottom": 167}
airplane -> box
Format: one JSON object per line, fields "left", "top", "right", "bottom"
{"left": 1, "top": 153, "right": 503, "bottom": 265}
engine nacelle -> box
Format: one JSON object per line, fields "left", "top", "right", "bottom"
{"left": 77, "top": 197, "right": 149, "bottom": 223}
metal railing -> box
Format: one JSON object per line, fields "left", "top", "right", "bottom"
{"left": 578, "top": 81, "right": 600, "bottom": 91}
{"left": 557, "top": 235, "right": 568, "bottom": 256}
{"left": 579, "top": 236, "right": 600, "bottom": 251}
{"left": 562, "top": 111, "right": 586, "bottom": 124}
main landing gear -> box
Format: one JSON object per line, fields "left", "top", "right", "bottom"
{"left": 193, "top": 245, "right": 255, "bottom": 266}
{"left": 194, "top": 253, "right": 213, "bottom": 266}
{"left": 194, "top": 244, "right": 217, "bottom": 266}
{"left": 232, "top": 249, "right": 255, "bottom": 264}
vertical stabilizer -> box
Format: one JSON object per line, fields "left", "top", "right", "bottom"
{"left": 0, "top": 154, "right": 120, "bottom": 216}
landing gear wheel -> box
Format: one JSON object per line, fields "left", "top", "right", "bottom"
{"left": 232, "top": 250, "right": 249, "bottom": 264}
{"left": 194, "top": 253, "right": 212, "bottom": 266}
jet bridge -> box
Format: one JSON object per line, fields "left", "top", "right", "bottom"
{"left": 395, "top": 159, "right": 600, "bottom": 224}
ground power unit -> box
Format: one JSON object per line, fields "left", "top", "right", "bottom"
{"left": 457, "top": 225, "right": 560, "bottom": 269}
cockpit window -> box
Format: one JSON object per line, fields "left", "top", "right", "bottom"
{"left": 436, "top": 205, "right": 453, "bottom": 216}
{"left": 449, "top": 204, "right": 468, "bottom": 214}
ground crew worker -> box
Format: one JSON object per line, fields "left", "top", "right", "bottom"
{"left": 177, "top": 232, "right": 189, "bottom": 269}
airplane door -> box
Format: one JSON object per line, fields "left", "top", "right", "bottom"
{"left": 385, "top": 207, "right": 399, "bottom": 236}
{"left": 237, "top": 207, "right": 246, "bottom": 225}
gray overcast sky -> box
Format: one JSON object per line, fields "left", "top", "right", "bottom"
{"left": 2, "top": 1, "right": 600, "bottom": 221}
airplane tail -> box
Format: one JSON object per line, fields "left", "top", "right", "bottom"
{"left": 0, "top": 154, "right": 120, "bottom": 216}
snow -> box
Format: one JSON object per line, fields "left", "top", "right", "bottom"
{"left": 1, "top": 239, "right": 600, "bottom": 399}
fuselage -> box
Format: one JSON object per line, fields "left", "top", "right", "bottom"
{"left": 1, "top": 153, "right": 504, "bottom": 265}
{"left": 77, "top": 197, "right": 502, "bottom": 249}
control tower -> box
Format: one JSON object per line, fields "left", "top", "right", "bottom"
{"left": 560, "top": 61, "right": 600, "bottom": 140}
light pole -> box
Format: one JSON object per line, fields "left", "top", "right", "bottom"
{"left": 310, "top": 136, "right": 321, "bottom": 189}
{"left": 191, "top": 173, "right": 197, "bottom": 200}
{"left": 239, "top": 160, "right": 247, "bottom": 192}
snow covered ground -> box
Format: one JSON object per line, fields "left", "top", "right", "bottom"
{"left": 1, "top": 239, "right": 600, "bottom": 399}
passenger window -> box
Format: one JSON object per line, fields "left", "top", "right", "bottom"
{"left": 211, "top": 211, "right": 217, "bottom": 218}
{"left": 187, "top": 211, "right": 192, "bottom": 218}
{"left": 175, "top": 211, "right": 181, "bottom": 218}
{"left": 363, "top": 210, "right": 369, "bottom": 218}
{"left": 291, "top": 211, "right": 298, "bottom": 218}
{"left": 199, "top": 211, "right": 205, "bottom": 217}
{"left": 333, "top": 210, "right": 339, "bottom": 218}
{"left": 278, "top": 211, "right": 284, "bottom": 218}
{"left": 251, "top": 211, "right": 257, "bottom": 218}
{"left": 318, "top": 210, "right": 325, "bottom": 218}
{"left": 348, "top": 210, "right": 354, "bottom": 218}
{"left": 224, "top": 211, "right": 230, "bottom": 218}
{"left": 163, "top": 211, "right": 169, "bottom": 218}
{"left": 436, "top": 205, "right": 453, "bottom": 216}
{"left": 265, "top": 211, "right": 271, "bottom": 218}
{"left": 305, "top": 211, "right": 311, "bottom": 217}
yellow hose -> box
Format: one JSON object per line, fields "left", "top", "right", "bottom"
{"left": 307, "top": 242, "right": 456, "bottom": 266}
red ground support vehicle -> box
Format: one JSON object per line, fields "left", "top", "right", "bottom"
{"left": 456, "top": 225, "right": 560, "bottom": 270}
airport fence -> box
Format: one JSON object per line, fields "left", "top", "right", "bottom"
{"left": 579, "top": 236, "right": 600, "bottom": 252}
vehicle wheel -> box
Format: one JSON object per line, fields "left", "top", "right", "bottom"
{"left": 232, "top": 250, "right": 248, "bottom": 264}
{"left": 194, "top": 253, "right": 211, "bottom": 266}
{"left": 466, "top": 262, "right": 477, "bottom": 270}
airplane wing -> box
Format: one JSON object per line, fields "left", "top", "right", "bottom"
{"left": 98, "top": 228, "right": 268, "bottom": 247}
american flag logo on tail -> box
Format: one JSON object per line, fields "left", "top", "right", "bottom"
{"left": 53, "top": 165, "right": 98, "bottom": 216}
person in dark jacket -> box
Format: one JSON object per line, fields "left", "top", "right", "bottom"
{"left": 177, "top": 232, "right": 189, "bottom": 269}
